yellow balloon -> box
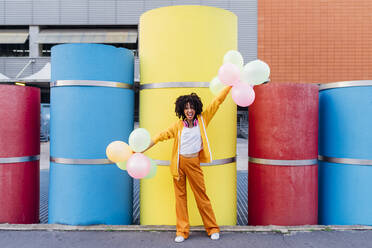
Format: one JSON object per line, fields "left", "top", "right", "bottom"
{"left": 116, "top": 161, "right": 127, "bottom": 171}
{"left": 106, "top": 141, "right": 132, "bottom": 163}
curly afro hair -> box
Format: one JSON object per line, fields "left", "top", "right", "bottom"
{"left": 174, "top": 93, "right": 203, "bottom": 120}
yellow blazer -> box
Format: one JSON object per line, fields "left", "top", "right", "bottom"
{"left": 153, "top": 86, "right": 232, "bottom": 180}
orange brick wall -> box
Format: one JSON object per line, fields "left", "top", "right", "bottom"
{"left": 258, "top": 0, "right": 372, "bottom": 84}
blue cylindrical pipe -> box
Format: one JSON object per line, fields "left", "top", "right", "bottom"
{"left": 319, "top": 82, "right": 372, "bottom": 225}
{"left": 49, "top": 44, "right": 134, "bottom": 225}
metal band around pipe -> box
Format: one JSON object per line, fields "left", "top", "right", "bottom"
{"left": 154, "top": 157, "right": 236, "bottom": 166}
{"left": 0, "top": 155, "right": 40, "bottom": 164}
{"left": 319, "top": 80, "right": 372, "bottom": 91}
{"left": 50, "top": 157, "right": 113, "bottom": 165}
{"left": 318, "top": 155, "right": 372, "bottom": 166}
{"left": 51, "top": 80, "right": 133, "bottom": 89}
{"left": 249, "top": 157, "right": 318, "bottom": 166}
{"left": 140, "top": 82, "right": 209, "bottom": 90}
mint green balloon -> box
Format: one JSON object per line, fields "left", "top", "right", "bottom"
{"left": 129, "top": 128, "right": 151, "bottom": 153}
{"left": 116, "top": 161, "right": 127, "bottom": 171}
{"left": 145, "top": 158, "right": 157, "bottom": 179}
{"left": 209, "top": 76, "right": 225, "bottom": 96}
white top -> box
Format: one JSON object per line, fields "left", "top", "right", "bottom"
{"left": 180, "top": 125, "right": 203, "bottom": 155}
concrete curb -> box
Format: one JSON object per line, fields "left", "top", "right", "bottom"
{"left": 1, "top": 224, "right": 372, "bottom": 233}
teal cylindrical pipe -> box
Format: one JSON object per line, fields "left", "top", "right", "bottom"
{"left": 319, "top": 82, "right": 372, "bottom": 225}
{"left": 49, "top": 44, "right": 134, "bottom": 225}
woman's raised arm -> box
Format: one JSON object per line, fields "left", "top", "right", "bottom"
{"left": 202, "top": 86, "right": 232, "bottom": 126}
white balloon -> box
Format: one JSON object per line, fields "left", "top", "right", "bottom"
{"left": 223, "top": 50, "right": 244, "bottom": 69}
{"left": 128, "top": 128, "right": 151, "bottom": 153}
{"left": 241, "top": 60, "right": 270, "bottom": 85}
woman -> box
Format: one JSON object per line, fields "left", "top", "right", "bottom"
{"left": 147, "top": 85, "right": 232, "bottom": 242}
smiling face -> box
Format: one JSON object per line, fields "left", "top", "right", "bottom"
{"left": 175, "top": 93, "right": 203, "bottom": 122}
{"left": 184, "top": 102, "right": 196, "bottom": 122}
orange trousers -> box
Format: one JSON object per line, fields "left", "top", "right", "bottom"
{"left": 173, "top": 155, "right": 220, "bottom": 238}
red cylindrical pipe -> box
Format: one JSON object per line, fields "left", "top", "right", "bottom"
{"left": 0, "top": 85, "right": 40, "bottom": 224}
{"left": 248, "top": 82, "right": 318, "bottom": 225}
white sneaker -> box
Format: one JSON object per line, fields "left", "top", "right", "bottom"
{"left": 211, "top": 232, "right": 220, "bottom": 240}
{"left": 175, "top": 236, "right": 185, "bottom": 243}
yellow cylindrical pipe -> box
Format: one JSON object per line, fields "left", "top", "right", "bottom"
{"left": 139, "top": 5, "right": 237, "bottom": 226}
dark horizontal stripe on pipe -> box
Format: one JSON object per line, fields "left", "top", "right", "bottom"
{"left": 51, "top": 80, "right": 133, "bottom": 89}
{"left": 140, "top": 82, "right": 209, "bottom": 90}
{"left": 154, "top": 157, "right": 236, "bottom": 166}
{"left": 249, "top": 157, "right": 318, "bottom": 166}
{"left": 319, "top": 80, "right": 372, "bottom": 91}
{"left": 318, "top": 155, "right": 372, "bottom": 166}
{"left": 0, "top": 155, "right": 40, "bottom": 164}
{"left": 50, "top": 157, "right": 113, "bottom": 165}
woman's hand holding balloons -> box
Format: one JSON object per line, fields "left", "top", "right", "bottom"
{"left": 105, "top": 128, "right": 157, "bottom": 179}
{"left": 209, "top": 50, "right": 270, "bottom": 107}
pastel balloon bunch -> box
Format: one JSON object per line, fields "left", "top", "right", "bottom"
{"left": 106, "top": 128, "right": 157, "bottom": 179}
{"left": 210, "top": 50, "right": 270, "bottom": 107}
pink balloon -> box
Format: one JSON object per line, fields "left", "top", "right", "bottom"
{"left": 231, "top": 84, "right": 256, "bottom": 107}
{"left": 218, "top": 63, "right": 241, "bottom": 86}
{"left": 126, "top": 153, "right": 151, "bottom": 179}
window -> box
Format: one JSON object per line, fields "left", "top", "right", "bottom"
{"left": 0, "top": 41, "right": 29, "bottom": 57}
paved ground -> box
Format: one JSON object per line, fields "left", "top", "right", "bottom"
{"left": 40, "top": 141, "right": 49, "bottom": 170}
{"left": 1, "top": 230, "right": 372, "bottom": 248}
{"left": 236, "top": 138, "right": 249, "bottom": 171}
